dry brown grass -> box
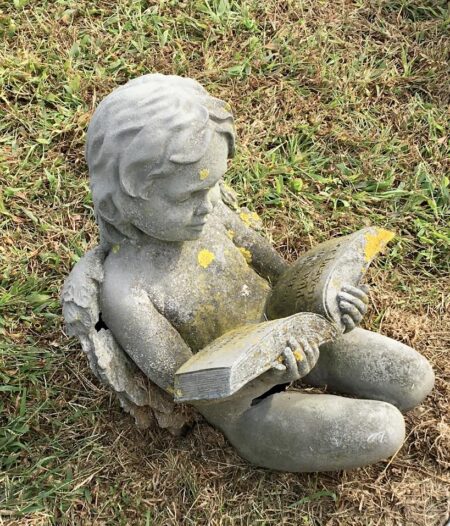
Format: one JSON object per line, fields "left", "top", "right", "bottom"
{"left": 1, "top": 0, "right": 449, "bottom": 524}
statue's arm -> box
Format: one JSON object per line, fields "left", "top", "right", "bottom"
{"left": 215, "top": 201, "right": 289, "bottom": 284}
{"left": 100, "top": 276, "right": 193, "bottom": 394}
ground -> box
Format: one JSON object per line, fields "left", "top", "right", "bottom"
{"left": 1, "top": 0, "right": 449, "bottom": 524}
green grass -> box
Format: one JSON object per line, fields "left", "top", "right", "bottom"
{"left": 1, "top": 0, "right": 449, "bottom": 524}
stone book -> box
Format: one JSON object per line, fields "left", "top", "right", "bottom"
{"left": 265, "top": 227, "right": 394, "bottom": 329}
{"left": 174, "top": 313, "right": 337, "bottom": 402}
{"left": 174, "top": 227, "right": 394, "bottom": 403}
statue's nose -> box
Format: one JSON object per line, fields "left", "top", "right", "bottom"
{"left": 195, "top": 196, "right": 214, "bottom": 215}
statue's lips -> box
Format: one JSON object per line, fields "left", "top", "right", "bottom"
{"left": 188, "top": 219, "right": 208, "bottom": 228}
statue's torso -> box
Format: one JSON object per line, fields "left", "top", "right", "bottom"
{"left": 103, "top": 218, "right": 270, "bottom": 352}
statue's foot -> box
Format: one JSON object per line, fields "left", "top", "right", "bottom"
{"left": 303, "top": 328, "right": 434, "bottom": 412}
{"left": 213, "top": 392, "right": 405, "bottom": 472}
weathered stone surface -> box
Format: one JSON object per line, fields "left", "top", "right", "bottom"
{"left": 214, "top": 393, "right": 406, "bottom": 473}
{"left": 266, "top": 227, "right": 394, "bottom": 332}
{"left": 304, "top": 328, "right": 435, "bottom": 412}
{"left": 61, "top": 246, "right": 194, "bottom": 434}
{"left": 175, "top": 312, "right": 337, "bottom": 401}
{"left": 61, "top": 73, "right": 434, "bottom": 472}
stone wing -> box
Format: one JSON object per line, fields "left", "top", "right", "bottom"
{"left": 61, "top": 246, "right": 193, "bottom": 434}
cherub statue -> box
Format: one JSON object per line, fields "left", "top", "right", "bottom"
{"left": 62, "top": 74, "right": 434, "bottom": 472}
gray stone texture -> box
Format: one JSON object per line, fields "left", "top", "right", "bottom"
{"left": 61, "top": 73, "right": 434, "bottom": 472}
{"left": 304, "top": 328, "right": 435, "bottom": 412}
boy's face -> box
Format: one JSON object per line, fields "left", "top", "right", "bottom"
{"left": 119, "top": 133, "right": 228, "bottom": 242}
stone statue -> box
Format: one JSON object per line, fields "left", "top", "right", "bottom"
{"left": 61, "top": 74, "right": 435, "bottom": 472}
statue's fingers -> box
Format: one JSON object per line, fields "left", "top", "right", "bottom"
{"left": 281, "top": 347, "right": 300, "bottom": 380}
{"left": 286, "top": 337, "right": 311, "bottom": 377}
{"left": 271, "top": 360, "right": 286, "bottom": 371}
{"left": 296, "top": 337, "right": 317, "bottom": 372}
{"left": 359, "top": 283, "right": 370, "bottom": 294}
{"left": 337, "top": 291, "right": 368, "bottom": 314}
{"left": 339, "top": 300, "right": 363, "bottom": 323}
{"left": 282, "top": 346, "right": 297, "bottom": 365}
{"left": 310, "top": 341, "right": 320, "bottom": 362}
{"left": 287, "top": 336, "right": 300, "bottom": 351}
{"left": 342, "top": 284, "right": 369, "bottom": 304}
{"left": 297, "top": 364, "right": 310, "bottom": 378}
{"left": 341, "top": 313, "right": 356, "bottom": 332}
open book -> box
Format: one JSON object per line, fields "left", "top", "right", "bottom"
{"left": 174, "top": 312, "right": 337, "bottom": 402}
{"left": 266, "top": 226, "right": 394, "bottom": 329}
{"left": 175, "top": 227, "right": 394, "bottom": 402}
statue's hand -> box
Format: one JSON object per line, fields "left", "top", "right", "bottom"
{"left": 337, "top": 284, "right": 369, "bottom": 333}
{"left": 270, "top": 336, "right": 320, "bottom": 383}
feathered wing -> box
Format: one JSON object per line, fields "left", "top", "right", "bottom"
{"left": 61, "top": 246, "right": 194, "bottom": 435}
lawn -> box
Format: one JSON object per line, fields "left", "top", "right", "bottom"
{"left": 1, "top": 0, "right": 449, "bottom": 524}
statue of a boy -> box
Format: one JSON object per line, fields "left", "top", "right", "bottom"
{"left": 62, "top": 74, "right": 434, "bottom": 472}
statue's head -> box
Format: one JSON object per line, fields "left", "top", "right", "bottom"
{"left": 86, "top": 74, "right": 235, "bottom": 244}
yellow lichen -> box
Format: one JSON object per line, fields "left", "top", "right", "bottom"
{"left": 293, "top": 350, "right": 304, "bottom": 362}
{"left": 239, "top": 211, "right": 260, "bottom": 227}
{"left": 199, "top": 168, "right": 209, "bottom": 180}
{"left": 239, "top": 247, "right": 252, "bottom": 264}
{"left": 197, "top": 249, "right": 215, "bottom": 268}
{"left": 112, "top": 244, "right": 120, "bottom": 254}
{"left": 226, "top": 229, "right": 235, "bottom": 240}
{"left": 364, "top": 228, "right": 395, "bottom": 262}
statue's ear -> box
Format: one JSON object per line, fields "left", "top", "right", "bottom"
{"left": 97, "top": 194, "right": 121, "bottom": 224}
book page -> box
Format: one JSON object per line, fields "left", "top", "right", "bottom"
{"left": 266, "top": 227, "right": 394, "bottom": 330}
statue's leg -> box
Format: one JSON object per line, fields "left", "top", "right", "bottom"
{"left": 196, "top": 391, "right": 405, "bottom": 472}
{"left": 303, "top": 328, "right": 435, "bottom": 412}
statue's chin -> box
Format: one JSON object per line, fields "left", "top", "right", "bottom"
{"left": 149, "top": 231, "right": 204, "bottom": 243}
{"left": 177, "top": 224, "right": 207, "bottom": 241}
{"left": 182, "top": 230, "right": 203, "bottom": 241}
{"left": 132, "top": 222, "right": 206, "bottom": 243}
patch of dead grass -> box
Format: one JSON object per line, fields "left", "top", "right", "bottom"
{"left": 1, "top": 0, "right": 449, "bottom": 524}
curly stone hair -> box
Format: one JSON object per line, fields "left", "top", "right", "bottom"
{"left": 86, "top": 74, "right": 235, "bottom": 245}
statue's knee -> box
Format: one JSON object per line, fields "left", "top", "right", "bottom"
{"left": 396, "top": 353, "right": 434, "bottom": 411}
{"left": 349, "top": 329, "right": 435, "bottom": 411}
{"left": 307, "top": 328, "right": 435, "bottom": 411}
{"left": 222, "top": 393, "right": 405, "bottom": 472}
{"left": 365, "top": 400, "right": 405, "bottom": 457}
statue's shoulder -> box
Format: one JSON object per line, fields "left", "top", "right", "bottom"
{"left": 216, "top": 182, "right": 263, "bottom": 232}
{"left": 219, "top": 180, "right": 240, "bottom": 211}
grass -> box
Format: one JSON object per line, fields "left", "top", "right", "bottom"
{"left": 1, "top": 0, "right": 449, "bottom": 524}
